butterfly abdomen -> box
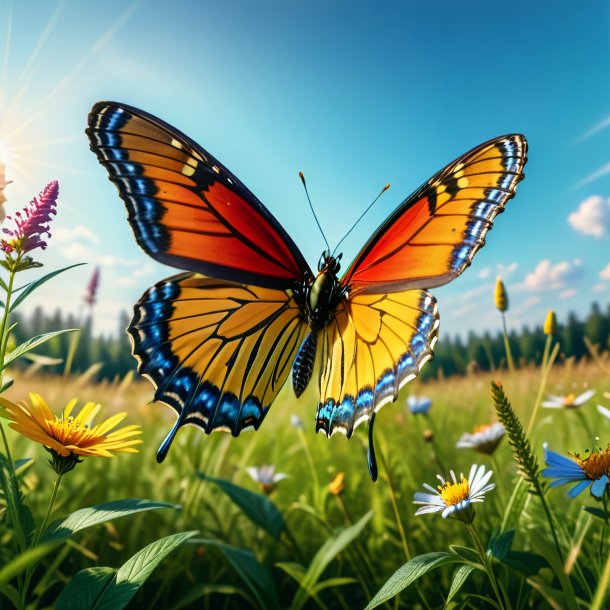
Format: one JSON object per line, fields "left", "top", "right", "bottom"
{"left": 292, "top": 332, "right": 317, "bottom": 397}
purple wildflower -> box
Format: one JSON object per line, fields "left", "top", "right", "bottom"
{"left": 84, "top": 266, "right": 100, "bottom": 307}
{"left": 2, "top": 180, "right": 59, "bottom": 254}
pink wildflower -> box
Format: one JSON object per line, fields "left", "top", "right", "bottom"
{"left": 2, "top": 180, "right": 58, "bottom": 254}
{"left": 84, "top": 266, "right": 100, "bottom": 307}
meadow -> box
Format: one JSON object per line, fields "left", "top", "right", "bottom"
{"left": 1, "top": 352, "right": 609, "bottom": 609}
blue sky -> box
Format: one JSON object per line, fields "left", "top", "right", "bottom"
{"left": 0, "top": 0, "right": 609, "bottom": 339}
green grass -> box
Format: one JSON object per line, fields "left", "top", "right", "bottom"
{"left": 1, "top": 356, "right": 609, "bottom": 609}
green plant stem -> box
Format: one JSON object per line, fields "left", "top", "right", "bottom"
{"left": 501, "top": 312, "right": 515, "bottom": 374}
{"left": 467, "top": 522, "right": 510, "bottom": 610}
{"left": 600, "top": 495, "right": 608, "bottom": 568}
{"left": 297, "top": 427, "right": 321, "bottom": 509}
{"left": 525, "top": 337, "right": 558, "bottom": 437}
{"left": 537, "top": 490, "right": 565, "bottom": 566}
{"left": 19, "top": 472, "right": 63, "bottom": 610}
{"left": 591, "top": 539, "right": 610, "bottom": 610}
{"left": 0, "top": 264, "right": 17, "bottom": 388}
{"left": 378, "top": 446, "right": 410, "bottom": 562}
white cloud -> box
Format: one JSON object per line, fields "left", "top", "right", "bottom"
{"left": 60, "top": 242, "right": 95, "bottom": 261}
{"left": 524, "top": 259, "right": 584, "bottom": 292}
{"left": 513, "top": 295, "right": 542, "bottom": 315}
{"left": 593, "top": 283, "right": 606, "bottom": 293}
{"left": 497, "top": 262, "right": 519, "bottom": 279}
{"left": 117, "top": 277, "right": 137, "bottom": 287}
{"left": 478, "top": 267, "right": 491, "bottom": 280}
{"left": 54, "top": 225, "right": 100, "bottom": 245}
{"left": 574, "top": 116, "right": 610, "bottom": 145}
{"left": 560, "top": 289, "right": 577, "bottom": 299}
{"left": 568, "top": 195, "right": 610, "bottom": 237}
{"left": 600, "top": 263, "right": 610, "bottom": 280}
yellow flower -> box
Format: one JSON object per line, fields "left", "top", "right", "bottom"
{"left": 0, "top": 393, "right": 142, "bottom": 473}
{"left": 329, "top": 472, "right": 346, "bottom": 496}
{"left": 494, "top": 277, "right": 508, "bottom": 312}
{"left": 544, "top": 309, "right": 557, "bottom": 335}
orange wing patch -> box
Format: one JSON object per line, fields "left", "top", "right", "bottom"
{"left": 341, "top": 135, "right": 527, "bottom": 293}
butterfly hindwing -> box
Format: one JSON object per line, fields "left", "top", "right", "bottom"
{"left": 341, "top": 134, "right": 527, "bottom": 293}
{"left": 87, "top": 102, "right": 311, "bottom": 289}
{"left": 129, "top": 272, "right": 308, "bottom": 458}
{"left": 316, "top": 289, "right": 440, "bottom": 437}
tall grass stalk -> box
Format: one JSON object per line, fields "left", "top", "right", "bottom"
{"left": 525, "top": 338, "right": 560, "bottom": 438}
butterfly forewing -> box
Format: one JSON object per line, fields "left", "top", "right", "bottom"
{"left": 341, "top": 134, "right": 527, "bottom": 293}
{"left": 87, "top": 102, "right": 311, "bottom": 289}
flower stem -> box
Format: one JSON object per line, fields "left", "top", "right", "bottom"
{"left": 525, "top": 336, "right": 558, "bottom": 438}
{"left": 591, "top": 538, "right": 610, "bottom": 610}
{"left": 19, "top": 472, "right": 63, "bottom": 610}
{"left": 501, "top": 312, "right": 515, "bottom": 374}
{"left": 467, "top": 522, "right": 511, "bottom": 610}
{"left": 0, "top": 264, "right": 17, "bottom": 389}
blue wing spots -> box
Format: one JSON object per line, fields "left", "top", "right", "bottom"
{"left": 105, "top": 107, "right": 127, "bottom": 131}
{"left": 474, "top": 201, "right": 495, "bottom": 219}
{"left": 129, "top": 276, "right": 269, "bottom": 441}
{"left": 397, "top": 351, "right": 416, "bottom": 377}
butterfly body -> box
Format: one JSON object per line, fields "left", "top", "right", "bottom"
{"left": 86, "top": 101, "right": 528, "bottom": 478}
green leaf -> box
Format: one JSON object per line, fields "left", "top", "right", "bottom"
{"left": 530, "top": 529, "right": 579, "bottom": 610}
{"left": 1, "top": 329, "right": 79, "bottom": 371}
{"left": 292, "top": 511, "right": 373, "bottom": 610}
{"left": 365, "top": 552, "right": 458, "bottom": 610}
{"left": 172, "top": 584, "right": 253, "bottom": 610}
{"left": 10, "top": 263, "right": 85, "bottom": 311}
{"left": 312, "top": 576, "right": 357, "bottom": 595}
{"left": 0, "top": 543, "right": 58, "bottom": 582}
{"left": 446, "top": 564, "right": 477, "bottom": 605}
{"left": 449, "top": 545, "right": 481, "bottom": 565}
{"left": 199, "top": 473, "right": 285, "bottom": 540}
{"left": 91, "top": 531, "right": 197, "bottom": 610}
{"left": 0, "top": 377, "right": 13, "bottom": 393}
{"left": 193, "top": 539, "right": 281, "bottom": 610}
{"left": 55, "top": 567, "right": 116, "bottom": 610}
{"left": 0, "top": 453, "right": 35, "bottom": 548}
{"left": 14, "top": 457, "right": 35, "bottom": 476}
{"left": 488, "top": 529, "right": 514, "bottom": 561}
{"left": 583, "top": 506, "right": 610, "bottom": 521}
{"left": 501, "top": 550, "right": 547, "bottom": 576}
{"left": 0, "top": 277, "right": 7, "bottom": 292}
{"left": 42, "top": 498, "right": 180, "bottom": 543}
{"left": 275, "top": 561, "right": 307, "bottom": 586}
{"left": 0, "top": 582, "right": 19, "bottom": 607}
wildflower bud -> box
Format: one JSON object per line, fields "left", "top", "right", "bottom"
{"left": 423, "top": 429, "right": 434, "bottom": 443}
{"left": 544, "top": 309, "right": 557, "bottom": 335}
{"left": 328, "top": 472, "right": 345, "bottom": 496}
{"left": 494, "top": 277, "right": 508, "bottom": 312}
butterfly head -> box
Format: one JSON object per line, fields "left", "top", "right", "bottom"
{"left": 318, "top": 250, "right": 342, "bottom": 274}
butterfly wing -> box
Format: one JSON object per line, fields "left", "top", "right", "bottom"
{"left": 341, "top": 135, "right": 528, "bottom": 294}
{"left": 316, "top": 289, "right": 439, "bottom": 436}
{"left": 87, "top": 101, "right": 312, "bottom": 288}
{"left": 130, "top": 273, "right": 308, "bottom": 460}
{"left": 317, "top": 134, "right": 527, "bottom": 436}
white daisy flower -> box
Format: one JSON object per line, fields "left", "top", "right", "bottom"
{"left": 542, "top": 390, "right": 595, "bottom": 409}
{"left": 246, "top": 465, "right": 288, "bottom": 494}
{"left": 413, "top": 464, "right": 495, "bottom": 523}
{"left": 456, "top": 422, "right": 505, "bottom": 455}
{"left": 598, "top": 404, "right": 610, "bottom": 419}
{"left": 290, "top": 414, "right": 304, "bottom": 429}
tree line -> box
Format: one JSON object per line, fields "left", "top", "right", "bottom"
{"left": 10, "top": 301, "right": 610, "bottom": 381}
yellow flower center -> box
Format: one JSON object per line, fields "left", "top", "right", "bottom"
{"left": 571, "top": 446, "right": 610, "bottom": 480}
{"left": 439, "top": 476, "right": 469, "bottom": 506}
{"left": 472, "top": 424, "right": 491, "bottom": 434}
{"left": 48, "top": 416, "right": 102, "bottom": 447}
{"left": 562, "top": 393, "right": 576, "bottom": 407}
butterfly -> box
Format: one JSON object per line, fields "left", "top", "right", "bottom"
{"left": 86, "top": 101, "right": 527, "bottom": 480}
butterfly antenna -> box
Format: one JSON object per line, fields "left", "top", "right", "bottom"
{"left": 332, "top": 183, "right": 390, "bottom": 256}
{"left": 300, "top": 171, "right": 330, "bottom": 252}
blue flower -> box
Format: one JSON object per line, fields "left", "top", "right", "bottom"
{"left": 542, "top": 444, "right": 610, "bottom": 499}
{"left": 407, "top": 395, "right": 432, "bottom": 415}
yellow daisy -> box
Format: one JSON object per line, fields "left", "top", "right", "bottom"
{"left": 0, "top": 393, "right": 142, "bottom": 472}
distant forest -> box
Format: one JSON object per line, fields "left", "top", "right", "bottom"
{"left": 10, "top": 301, "right": 610, "bottom": 381}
